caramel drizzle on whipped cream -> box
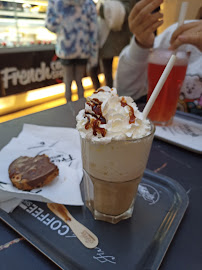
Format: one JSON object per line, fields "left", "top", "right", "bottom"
{"left": 94, "top": 88, "right": 105, "bottom": 94}
{"left": 85, "top": 98, "right": 107, "bottom": 137}
{"left": 120, "top": 97, "right": 136, "bottom": 124}
{"left": 84, "top": 90, "right": 136, "bottom": 137}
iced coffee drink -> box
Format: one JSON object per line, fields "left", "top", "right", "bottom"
{"left": 76, "top": 87, "right": 155, "bottom": 223}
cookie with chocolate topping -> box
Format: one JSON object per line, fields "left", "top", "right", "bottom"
{"left": 8, "top": 154, "right": 59, "bottom": 191}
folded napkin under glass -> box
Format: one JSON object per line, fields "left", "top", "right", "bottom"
{"left": 0, "top": 124, "right": 84, "bottom": 213}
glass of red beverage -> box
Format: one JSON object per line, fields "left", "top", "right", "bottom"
{"left": 147, "top": 49, "right": 190, "bottom": 126}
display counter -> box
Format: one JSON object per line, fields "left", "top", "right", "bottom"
{"left": 0, "top": 0, "right": 99, "bottom": 116}
{"left": 0, "top": 1, "right": 64, "bottom": 97}
{"left": 0, "top": 44, "right": 63, "bottom": 97}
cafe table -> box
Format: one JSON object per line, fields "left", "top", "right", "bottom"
{"left": 0, "top": 98, "right": 201, "bottom": 270}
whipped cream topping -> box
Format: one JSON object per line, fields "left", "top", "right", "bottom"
{"left": 76, "top": 86, "right": 151, "bottom": 143}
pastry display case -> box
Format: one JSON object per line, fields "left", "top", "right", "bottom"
{"left": 0, "top": 0, "right": 63, "bottom": 97}
{"left": 0, "top": 0, "right": 56, "bottom": 47}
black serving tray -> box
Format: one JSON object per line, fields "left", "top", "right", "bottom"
{"left": 0, "top": 169, "right": 189, "bottom": 270}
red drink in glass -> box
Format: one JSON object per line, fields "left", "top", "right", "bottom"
{"left": 147, "top": 49, "right": 189, "bottom": 125}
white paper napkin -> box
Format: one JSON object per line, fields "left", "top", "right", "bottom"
{"left": 0, "top": 198, "right": 22, "bottom": 213}
{"left": 0, "top": 124, "right": 84, "bottom": 212}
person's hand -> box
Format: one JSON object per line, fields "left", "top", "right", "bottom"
{"left": 128, "top": 0, "right": 164, "bottom": 48}
{"left": 170, "top": 21, "right": 202, "bottom": 52}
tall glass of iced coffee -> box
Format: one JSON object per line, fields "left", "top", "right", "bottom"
{"left": 76, "top": 87, "right": 155, "bottom": 224}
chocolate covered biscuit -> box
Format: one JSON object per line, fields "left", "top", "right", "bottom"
{"left": 8, "top": 154, "right": 59, "bottom": 191}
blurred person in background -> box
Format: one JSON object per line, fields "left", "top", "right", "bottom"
{"left": 115, "top": 0, "right": 202, "bottom": 116}
{"left": 45, "top": 0, "right": 98, "bottom": 102}
{"left": 89, "top": 0, "right": 137, "bottom": 89}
